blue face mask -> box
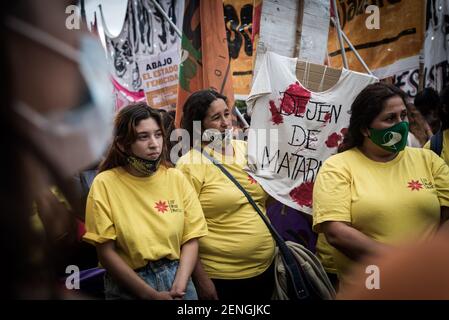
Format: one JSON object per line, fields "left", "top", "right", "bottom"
{"left": 6, "top": 16, "right": 114, "bottom": 176}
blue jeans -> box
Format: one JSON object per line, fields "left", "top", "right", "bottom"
{"left": 104, "top": 258, "right": 198, "bottom": 300}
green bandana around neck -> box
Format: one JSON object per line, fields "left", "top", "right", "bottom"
{"left": 127, "top": 155, "right": 161, "bottom": 176}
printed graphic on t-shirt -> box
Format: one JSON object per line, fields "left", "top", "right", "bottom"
{"left": 407, "top": 180, "right": 423, "bottom": 191}
{"left": 407, "top": 178, "right": 434, "bottom": 191}
{"left": 420, "top": 178, "right": 435, "bottom": 189}
{"left": 154, "top": 200, "right": 183, "bottom": 214}
{"left": 154, "top": 200, "right": 169, "bottom": 213}
{"left": 168, "top": 200, "right": 183, "bottom": 213}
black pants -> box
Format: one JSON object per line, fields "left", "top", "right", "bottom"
{"left": 211, "top": 263, "right": 275, "bottom": 301}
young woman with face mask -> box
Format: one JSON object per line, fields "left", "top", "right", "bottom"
{"left": 83, "top": 103, "right": 207, "bottom": 300}
{"left": 176, "top": 89, "right": 276, "bottom": 301}
{"left": 312, "top": 83, "right": 449, "bottom": 288}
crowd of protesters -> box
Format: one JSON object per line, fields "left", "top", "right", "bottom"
{"left": 2, "top": 0, "right": 449, "bottom": 300}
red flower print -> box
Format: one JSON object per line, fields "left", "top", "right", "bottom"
{"left": 280, "top": 82, "right": 311, "bottom": 116}
{"left": 324, "top": 112, "right": 331, "bottom": 123}
{"left": 407, "top": 180, "right": 423, "bottom": 191}
{"left": 269, "top": 100, "right": 283, "bottom": 125}
{"left": 290, "top": 182, "right": 314, "bottom": 208}
{"left": 325, "top": 132, "right": 343, "bottom": 148}
{"left": 248, "top": 175, "right": 257, "bottom": 184}
{"left": 154, "top": 200, "right": 169, "bottom": 213}
{"left": 340, "top": 127, "right": 348, "bottom": 136}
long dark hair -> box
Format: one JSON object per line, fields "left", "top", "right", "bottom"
{"left": 414, "top": 87, "right": 441, "bottom": 134}
{"left": 180, "top": 89, "right": 228, "bottom": 148}
{"left": 99, "top": 103, "right": 171, "bottom": 173}
{"left": 338, "top": 82, "right": 408, "bottom": 153}
{"left": 414, "top": 87, "right": 440, "bottom": 117}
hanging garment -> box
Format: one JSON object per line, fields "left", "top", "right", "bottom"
{"left": 246, "top": 51, "right": 377, "bottom": 214}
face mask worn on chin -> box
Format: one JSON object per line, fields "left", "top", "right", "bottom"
{"left": 127, "top": 155, "right": 161, "bottom": 176}
{"left": 5, "top": 16, "right": 114, "bottom": 177}
{"left": 368, "top": 121, "right": 409, "bottom": 153}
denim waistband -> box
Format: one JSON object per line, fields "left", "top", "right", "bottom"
{"left": 134, "top": 258, "right": 179, "bottom": 273}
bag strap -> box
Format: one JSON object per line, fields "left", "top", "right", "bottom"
{"left": 430, "top": 130, "right": 443, "bottom": 156}
{"left": 200, "top": 150, "right": 310, "bottom": 300}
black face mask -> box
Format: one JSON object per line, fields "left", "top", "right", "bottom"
{"left": 127, "top": 155, "right": 161, "bottom": 176}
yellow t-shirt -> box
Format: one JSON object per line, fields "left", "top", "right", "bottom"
{"left": 424, "top": 129, "right": 449, "bottom": 165}
{"left": 83, "top": 166, "right": 208, "bottom": 270}
{"left": 313, "top": 147, "right": 449, "bottom": 278}
{"left": 176, "top": 140, "right": 276, "bottom": 279}
{"left": 315, "top": 234, "right": 337, "bottom": 274}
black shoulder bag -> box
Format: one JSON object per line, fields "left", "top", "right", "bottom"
{"left": 200, "top": 150, "right": 317, "bottom": 300}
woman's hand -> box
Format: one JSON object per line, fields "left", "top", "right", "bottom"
{"left": 97, "top": 241, "right": 164, "bottom": 300}
{"left": 169, "top": 283, "right": 186, "bottom": 300}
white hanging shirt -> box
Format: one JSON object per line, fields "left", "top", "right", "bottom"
{"left": 246, "top": 51, "right": 378, "bottom": 214}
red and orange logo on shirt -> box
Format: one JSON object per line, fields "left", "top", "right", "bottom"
{"left": 154, "top": 200, "right": 182, "bottom": 214}
{"left": 154, "top": 200, "right": 169, "bottom": 213}
{"left": 407, "top": 178, "right": 434, "bottom": 191}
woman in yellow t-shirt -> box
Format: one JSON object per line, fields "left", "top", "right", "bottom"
{"left": 83, "top": 103, "right": 207, "bottom": 300}
{"left": 312, "top": 83, "right": 449, "bottom": 287}
{"left": 176, "top": 89, "right": 276, "bottom": 300}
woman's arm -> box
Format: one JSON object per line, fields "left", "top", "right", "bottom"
{"left": 191, "top": 258, "right": 218, "bottom": 300}
{"left": 321, "top": 221, "right": 390, "bottom": 261}
{"left": 97, "top": 241, "right": 172, "bottom": 300}
{"left": 170, "top": 238, "right": 199, "bottom": 299}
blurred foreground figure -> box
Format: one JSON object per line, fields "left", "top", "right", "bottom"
{"left": 338, "top": 229, "right": 449, "bottom": 300}
{"left": 1, "top": 0, "right": 112, "bottom": 298}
